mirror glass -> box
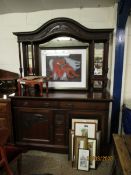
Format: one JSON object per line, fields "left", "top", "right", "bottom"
{"left": 94, "top": 43, "right": 104, "bottom": 75}
{"left": 39, "top": 37, "right": 89, "bottom": 47}
{"left": 93, "top": 81, "right": 102, "bottom": 88}
{"left": 28, "top": 45, "right": 33, "bottom": 75}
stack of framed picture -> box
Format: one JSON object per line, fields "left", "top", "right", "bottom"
{"left": 69, "top": 118, "right": 101, "bottom": 171}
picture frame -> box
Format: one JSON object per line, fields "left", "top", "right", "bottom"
{"left": 74, "top": 136, "right": 88, "bottom": 168}
{"left": 72, "top": 118, "right": 98, "bottom": 131}
{"left": 96, "top": 130, "right": 101, "bottom": 156}
{"left": 88, "top": 139, "right": 96, "bottom": 169}
{"left": 74, "top": 122, "right": 96, "bottom": 138}
{"left": 40, "top": 48, "right": 87, "bottom": 89}
{"left": 68, "top": 129, "right": 74, "bottom": 162}
{"left": 78, "top": 149, "right": 89, "bottom": 171}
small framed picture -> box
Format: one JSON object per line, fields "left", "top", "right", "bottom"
{"left": 88, "top": 139, "right": 96, "bottom": 169}
{"left": 78, "top": 149, "right": 89, "bottom": 171}
{"left": 72, "top": 118, "right": 98, "bottom": 130}
{"left": 74, "top": 122, "right": 96, "bottom": 138}
{"left": 74, "top": 136, "right": 88, "bottom": 167}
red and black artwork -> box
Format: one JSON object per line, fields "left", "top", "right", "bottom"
{"left": 46, "top": 54, "right": 81, "bottom": 82}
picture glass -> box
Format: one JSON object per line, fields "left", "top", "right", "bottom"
{"left": 72, "top": 119, "right": 98, "bottom": 130}
{"left": 41, "top": 48, "right": 87, "bottom": 89}
{"left": 75, "top": 122, "right": 96, "bottom": 138}
{"left": 78, "top": 149, "right": 89, "bottom": 171}
{"left": 88, "top": 139, "right": 96, "bottom": 169}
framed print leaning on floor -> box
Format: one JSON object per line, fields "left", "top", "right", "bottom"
{"left": 74, "top": 122, "right": 96, "bottom": 138}
{"left": 74, "top": 136, "right": 88, "bottom": 167}
{"left": 72, "top": 118, "right": 98, "bottom": 130}
{"left": 88, "top": 139, "right": 96, "bottom": 169}
{"left": 78, "top": 149, "right": 89, "bottom": 171}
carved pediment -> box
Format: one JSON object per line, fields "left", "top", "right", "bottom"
{"left": 13, "top": 17, "right": 113, "bottom": 43}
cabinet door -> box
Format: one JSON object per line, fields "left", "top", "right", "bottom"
{"left": 12, "top": 107, "right": 54, "bottom": 145}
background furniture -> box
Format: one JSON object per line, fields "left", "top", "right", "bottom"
{"left": 122, "top": 105, "right": 131, "bottom": 134}
{"left": 0, "top": 127, "right": 23, "bottom": 175}
{"left": 0, "top": 99, "right": 12, "bottom": 141}
{"left": 113, "top": 134, "right": 131, "bottom": 175}
{"left": 0, "top": 69, "right": 19, "bottom": 93}
{"left": 17, "top": 77, "right": 48, "bottom": 96}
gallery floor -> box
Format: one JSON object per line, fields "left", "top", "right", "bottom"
{"left": 4, "top": 150, "right": 114, "bottom": 175}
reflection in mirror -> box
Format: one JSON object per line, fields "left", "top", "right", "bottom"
{"left": 93, "top": 81, "right": 102, "bottom": 88}
{"left": 94, "top": 43, "right": 104, "bottom": 75}
{"left": 28, "top": 45, "right": 33, "bottom": 75}
{"left": 40, "top": 37, "right": 89, "bottom": 48}
{"left": 39, "top": 37, "right": 89, "bottom": 89}
{"left": 28, "top": 37, "right": 89, "bottom": 78}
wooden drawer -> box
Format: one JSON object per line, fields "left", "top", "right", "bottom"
{"left": 0, "top": 103, "right": 8, "bottom": 113}
{"left": 55, "top": 125, "right": 65, "bottom": 134}
{"left": 59, "top": 101, "right": 109, "bottom": 110}
{"left": 55, "top": 134, "right": 65, "bottom": 145}
{"left": 12, "top": 99, "right": 58, "bottom": 108}
{"left": 0, "top": 114, "right": 8, "bottom": 119}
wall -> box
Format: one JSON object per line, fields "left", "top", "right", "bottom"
{"left": 0, "top": 6, "right": 116, "bottom": 74}
{"left": 123, "top": 16, "right": 131, "bottom": 106}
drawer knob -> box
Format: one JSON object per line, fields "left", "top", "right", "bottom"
{"left": 23, "top": 101, "right": 28, "bottom": 106}
{"left": 43, "top": 102, "right": 50, "bottom": 107}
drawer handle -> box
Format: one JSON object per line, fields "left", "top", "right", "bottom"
{"left": 23, "top": 102, "right": 28, "bottom": 106}
{"left": 65, "top": 103, "right": 73, "bottom": 107}
{"left": 43, "top": 102, "right": 50, "bottom": 106}
{"left": 34, "top": 114, "right": 43, "bottom": 117}
{"left": 33, "top": 114, "right": 48, "bottom": 121}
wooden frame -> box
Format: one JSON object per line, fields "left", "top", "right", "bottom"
{"left": 13, "top": 17, "right": 113, "bottom": 92}
{"left": 88, "top": 139, "right": 96, "bottom": 169}
{"left": 72, "top": 118, "right": 98, "bottom": 130}
{"left": 74, "top": 136, "right": 88, "bottom": 167}
{"left": 74, "top": 122, "right": 96, "bottom": 138}
{"left": 78, "top": 149, "right": 90, "bottom": 171}
{"left": 40, "top": 48, "right": 87, "bottom": 89}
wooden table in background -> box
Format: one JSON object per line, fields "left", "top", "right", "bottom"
{"left": 113, "top": 134, "right": 131, "bottom": 175}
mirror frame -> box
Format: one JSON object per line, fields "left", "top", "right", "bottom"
{"left": 13, "top": 17, "right": 113, "bottom": 92}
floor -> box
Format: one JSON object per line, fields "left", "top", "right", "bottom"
{"left": 7, "top": 150, "right": 114, "bottom": 175}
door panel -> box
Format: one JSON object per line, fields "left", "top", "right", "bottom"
{"left": 13, "top": 107, "right": 53, "bottom": 144}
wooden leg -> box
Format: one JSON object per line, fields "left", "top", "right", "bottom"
{"left": 3, "top": 160, "right": 14, "bottom": 175}
{"left": 0, "top": 147, "right": 13, "bottom": 175}
{"left": 46, "top": 81, "right": 48, "bottom": 96}
{"left": 39, "top": 82, "right": 43, "bottom": 96}
{"left": 18, "top": 82, "right": 21, "bottom": 96}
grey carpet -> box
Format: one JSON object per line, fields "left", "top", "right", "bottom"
{"left": 9, "top": 151, "right": 114, "bottom": 175}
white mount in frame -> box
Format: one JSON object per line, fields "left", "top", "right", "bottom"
{"left": 41, "top": 48, "right": 87, "bottom": 89}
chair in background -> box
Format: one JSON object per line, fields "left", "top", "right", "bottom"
{"left": 0, "top": 127, "right": 23, "bottom": 175}
{"left": 122, "top": 105, "right": 131, "bottom": 134}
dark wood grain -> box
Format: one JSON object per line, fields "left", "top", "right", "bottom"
{"left": 11, "top": 92, "right": 111, "bottom": 153}
{"left": 13, "top": 17, "right": 113, "bottom": 92}
{"left": 113, "top": 134, "right": 131, "bottom": 175}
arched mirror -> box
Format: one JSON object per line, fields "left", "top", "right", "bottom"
{"left": 13, "top": 17, "right": 113, "bottom": 92}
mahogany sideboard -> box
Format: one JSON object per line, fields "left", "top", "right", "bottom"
{"left": 10, "top": 91, "right": 112, "bottom": 154}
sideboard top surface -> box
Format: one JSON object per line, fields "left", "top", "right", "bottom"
{"left": 9, "top": 91, "right": 112, "bottom": 102}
